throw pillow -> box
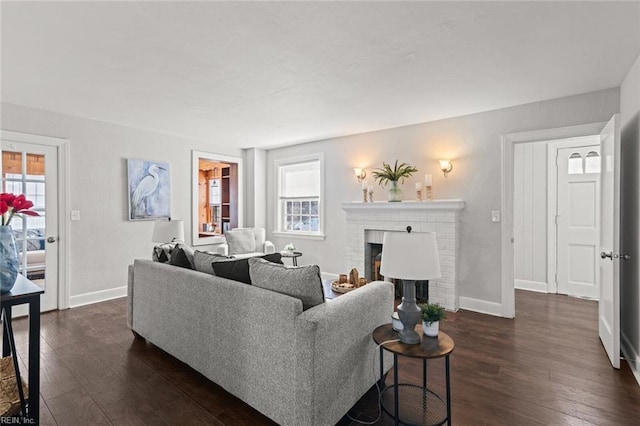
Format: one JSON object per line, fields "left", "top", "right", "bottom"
{"left": 176, "top": 244, "right": 195, "bottom": 269}
{"left": 225, "top": 229, "right": 256, "bottom": 255}
{"left": 248, "top": 258, "right": 325, "bottom": 310}
{"left": 193, "top": 250, "right": 230, "bottom": 275}
{"left": 212, "top": 252, "right": 283, "bottom": 284}
{"left": 168, "top": 246, "right": 193, "bottom": 270}
{"left": 152, "top": 243, "right": 175, "bottom": 263}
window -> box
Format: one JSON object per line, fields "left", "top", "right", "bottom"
{"left": 585, "top": 151, "right": 601, "bottom": 174}
{"left": 567, "top": 152, "right": 583, "bottom": 174}
{"left": 276, "top": 155, "right": 323, "bottom": 238}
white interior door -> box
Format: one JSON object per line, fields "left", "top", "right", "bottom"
{"left": 1, "top": 140, "right": 59, "bottom": 312}
{"left": 556, "top": 145, "right": 601, "bottom": 299}
{"left": 599, "top": 114, "right": 620, "bottom": 369}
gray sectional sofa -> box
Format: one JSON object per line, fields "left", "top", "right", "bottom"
{"left": 127, "top": 259, "right": 394, "bottom": 425}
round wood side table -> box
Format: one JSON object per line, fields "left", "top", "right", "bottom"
{"left": 373, "top": 324, "right": 454, "bottom": 426}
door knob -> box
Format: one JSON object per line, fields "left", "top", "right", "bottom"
{"left": 47, "top": 236, "right": 57, "bottom": 243}
{"left": 600, "top": 251, "right": 613, "bottom": 259}
{"left": 621, "top": 254, "right": 632, "bottom": 261}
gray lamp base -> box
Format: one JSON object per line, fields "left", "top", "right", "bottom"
{"left": 397, "top": 280, "right": 421, "bottom": 345}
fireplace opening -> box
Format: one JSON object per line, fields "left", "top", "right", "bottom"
{"left": 366, "top": 242, "right": 429, "bottom": 302}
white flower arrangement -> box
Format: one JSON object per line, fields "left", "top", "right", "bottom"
{"left": 284, "top": 243, "right": 296, "bottom": 251}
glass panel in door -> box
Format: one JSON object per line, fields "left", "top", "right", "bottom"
{"left": 1, "top": 143, "right": 58, "bottom": 312}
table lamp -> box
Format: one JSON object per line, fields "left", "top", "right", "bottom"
{"left": 152, "top": 219, "right": 185, "bottom": 244}
{"left": 380, "top": 229, "right": 441, "bottom": 344}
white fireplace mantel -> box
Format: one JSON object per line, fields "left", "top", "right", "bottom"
{"left": 341, "top": 199, "right": 465, "bottom": 212}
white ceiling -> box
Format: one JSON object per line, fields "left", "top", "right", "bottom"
{"left": 2, "top": 1, "right": 639, "bottom": 149}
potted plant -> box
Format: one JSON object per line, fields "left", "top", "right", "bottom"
{"left": 371, "top": 160, "right": 418, "bottom": 202}
{"left": 420, "top": 302, "right": 446, "bottom": 337}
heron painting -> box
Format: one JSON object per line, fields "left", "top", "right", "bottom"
{"left": 127, "top": 159, "right": 171, "bottom": 220}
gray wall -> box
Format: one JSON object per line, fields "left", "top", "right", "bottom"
{"left": 620, "top": 53, "right": 640, "bottom": 379}
{"left": 266, "top": 89, "right": 620, "bottom": 305}
{"left": 1, "top": 102, "right": 241, "bottom": 301}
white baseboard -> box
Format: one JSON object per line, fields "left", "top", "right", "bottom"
{"left": 459, "top": 296, "right": 504, "bottom": 317}
{"left": 69, "top": 286, "right": 127, "bottom": 308}
{"left": 621, "top": 330, "right": 640, "bottom": 387}
{"left": 515, "top": 279, "right": 548, "bottom": 293}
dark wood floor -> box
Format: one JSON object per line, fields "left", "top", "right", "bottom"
{"left": 4, "top": 290, "right": 640, "bottom": 425}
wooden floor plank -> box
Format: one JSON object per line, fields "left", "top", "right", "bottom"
{"left": 3, "top": 289, "right": 639, "bottom": 425}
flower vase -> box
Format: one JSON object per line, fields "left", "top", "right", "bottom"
{"left": 0, "top": 226, "right": 19, "bottom": 293}
{"left": 387, "top": 180, "right": 402, "bottom": 202}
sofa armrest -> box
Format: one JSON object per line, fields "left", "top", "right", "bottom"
{"left": 294, "top": 281, "right": 394, "bottom": 423}
{"left": 216, "top": 243, "right": 229, "bottom": 256}
{"left": 127, "top": 264, "right": 134, "bottom": 329}
{"left": 263, "top": 240, "right": 275, "bottom": 254}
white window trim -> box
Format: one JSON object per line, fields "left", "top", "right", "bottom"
{"left": 274, "top": 153, "right": 325, "bottom": 240}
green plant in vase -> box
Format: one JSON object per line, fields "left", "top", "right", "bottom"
{"left": 371, "top": 160, "right": 418, "bottom": 202}
{"left": 419, "top": 302, "right": 447, "bottom": 337}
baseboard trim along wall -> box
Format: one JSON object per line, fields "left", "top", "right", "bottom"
{"left": 515, "top": 279, "right": 548, "bottom": 293}
{"left": 459, "top": 296, "right": 504, "bottom": 317}
{"left": 621, "top": 331, "right": 640, "bottom": 387}
{"left": 69, "top": 286, "right": 127, "bottom": 308}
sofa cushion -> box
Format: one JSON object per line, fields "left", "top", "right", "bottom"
{"left": 225, "top": 228, "right": 256, "bottom": 255}
{"left": 212, "top": 252, "right": 283, "bottom": 284}
{"left": 169, "top": 246, "right": 194, "bottom": 270}
{"left": 248, "top": 258, "right": 325, "bottom": 310}
{"left": 194, "top": 250, "right": 230, "bottom": 275}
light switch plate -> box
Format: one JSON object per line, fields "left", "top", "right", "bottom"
{"left": 71, "top": 210, "right": 80, "bottom": 221}
{"left": 491, "top": 210, "right": 501, "bottom": 223}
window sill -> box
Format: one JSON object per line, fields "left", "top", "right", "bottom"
{"left": 272, "top": 231, "right": 326, "bottom": 241}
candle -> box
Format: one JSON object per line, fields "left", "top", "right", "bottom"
{"left": 362, "top": 181, "right": 368, "bottom": 190}
{"left": 367, "top": 185, "right": 373, "bottom": 192}
{"left": 425, "top": 174, "right": 432, "bottom": 186}
{"left": 415, "top": 182, "right": 423, "bottom": 190}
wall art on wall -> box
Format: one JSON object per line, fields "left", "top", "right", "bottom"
{"left": 127, "top": 158, "right": 171, "bottom": 220}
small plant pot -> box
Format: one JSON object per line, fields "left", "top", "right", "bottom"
{"left": 422, "top": 320, "right": 439, "bottom": 337}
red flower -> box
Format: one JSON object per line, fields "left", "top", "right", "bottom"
{"left": 0, "top": 192, "right": 39, "bottom": 226}
{"left": 0, "top": 193, "right": 15, "bottom": 205}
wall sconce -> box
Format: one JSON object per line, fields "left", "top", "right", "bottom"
{"left": 354, "top": 168, "right": 367, "bottom": 183}
{"left": 439, "top": 160, "right": 453, "bottom": 178}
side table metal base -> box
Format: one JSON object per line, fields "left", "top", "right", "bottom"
{"left": 381, "top": 384, "right": 447, "bottom": 426}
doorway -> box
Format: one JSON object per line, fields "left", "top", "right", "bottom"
{"left": 513, "top": 136, "right": 601, "bottom": 299}
{"left": 1, "top": 131, "right": 69, "bottom": 313}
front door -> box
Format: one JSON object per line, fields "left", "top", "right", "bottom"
{"left": 598, "top": 114, "right": 621, "bottom": 369}
{"left": 556, "top": 145, "right": 601, "bottom": 299}
{"left": 1, "top": 140, "right": 59, "bottom": 312}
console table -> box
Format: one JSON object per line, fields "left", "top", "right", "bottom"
{"left": 373, "top": 324, "right": 454, "bottom": 426}
{"left": 1, "top": 275, "right": 43, "bottom": 423}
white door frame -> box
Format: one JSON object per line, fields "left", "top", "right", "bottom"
{"left": 1, "top": 130, "right": 70, "bottom": 310}
{"left": 547, "top": 136, "right": 601, "bottom": 295}
{"left": 501, "top": 122, "right": 606, "bottom": 318}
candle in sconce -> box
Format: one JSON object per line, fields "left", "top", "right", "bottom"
{"left": 367, "top": 185, "right": 373, "bottom": 192}
{"left": 415, "top": 182, "right": 423, "bottom": 190}
{"left": 362, "top": 180, "right": 368, "bottom": 190}
{"left": 425, "top": 174, "right": 433, "bottom": 186}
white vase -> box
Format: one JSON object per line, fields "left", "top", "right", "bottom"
{"left": 422, "top": 320, "right": 439, "bottom": 337}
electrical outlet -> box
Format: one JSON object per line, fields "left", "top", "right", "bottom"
{"left": 491, "top": 210, "right": 501, "bottom": 223}
{"left": 71, "top": 210, "right": 80, "bottom": 221}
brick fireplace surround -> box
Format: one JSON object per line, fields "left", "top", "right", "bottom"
{"left": 342, "top": 200, "right": 465, "bottom": 311}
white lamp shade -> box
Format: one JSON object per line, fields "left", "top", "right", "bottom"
{"left": 152, "top": 220, "right": 185, "bottom": 244}
{"left": 380, "top": 231, "right": 441, "bottom": 280}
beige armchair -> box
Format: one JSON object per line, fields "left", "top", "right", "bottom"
{"left": 216, "top": 227, "right": 275, "bottom": 259}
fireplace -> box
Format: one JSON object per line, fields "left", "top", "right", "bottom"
{"left": 342, "top": 200, "right": 465, "bottom": 311}
{"left": 366, "top": 242, "right": 429, "bottom": 301}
